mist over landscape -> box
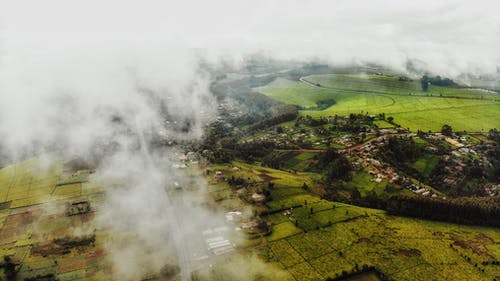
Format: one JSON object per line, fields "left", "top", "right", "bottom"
{"left": 0, "top": 1, "right": 499, "bottom": 281}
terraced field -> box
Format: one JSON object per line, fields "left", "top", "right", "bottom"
{"left": 262, "top": 189, "right": 499, "bottom": 281}
{"left": 3, "top": 157, "right": 499, "bottom": 281}
{"left": 256, "top": 75, "right": 500, "bottom": 132}
{"left": 205, "top": 162, "right": 500, "bottom": 281}
{"left": 0, "top": 157, "right": 108, "bottom": 280}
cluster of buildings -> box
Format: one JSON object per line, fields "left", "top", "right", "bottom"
{"left": 201, "top": 226, "right": 235, "bottom": 256}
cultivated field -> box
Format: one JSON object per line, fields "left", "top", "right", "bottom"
{"left": 265, "top": 213, "right": 500, "bottom": 281}
{"left": 0, "top": 157, "right": 108, "bottom": 280}
{"left": 205, "top": 162, "right": 500, "bottom": 281}
{"left": 256, "top": 75, "right": 500, "bottom": 132}
{"left": 2, "top": 155, "right": 499, "bottom": 281}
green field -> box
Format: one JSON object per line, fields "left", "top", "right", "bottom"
{"left": 306, "top": 74, "right": 498, "bottom": 100}
{"left": 205, "top": 161, "right": 500, "bottom": 281}
{"left": 256, "top": 75, "right": 500, "bottom": 132}
{"left": 412, "top": 154, "right": 440, "bottom": 177}
{"left": 343, "top": 169, "right": 390, "bottom": 197}
{"left": 0, "top": 157, "right": 110, "bottom": 280}
{"left": 261, "top": 193, "right": 500, "bottom": 281}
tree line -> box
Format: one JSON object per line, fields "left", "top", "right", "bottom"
{"left": 421, "top": 75, "right": 458, "bottom": 92}
{"left": 386, "top": 195, "right": 500, "bottom": 227}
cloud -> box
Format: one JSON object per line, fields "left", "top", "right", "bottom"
{"left": 1, "top": 0, "right": 499, "bottom": 73}
{"left": 0, "top": 0, "right": 498, "bottom": 279}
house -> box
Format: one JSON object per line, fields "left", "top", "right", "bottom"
{"left": 66, "top": 201, "right": 91, "bottom": 216}
{"left": 172, "top": 163, "right": 187, "bottom": 169}
{"left": 251, "top": 193, "right": 266, "bottom": 203}
{"left": 415, "top": 188, "right": 426, "bottom": 194}
{"left": 225, "top": 211, "right": 242, "bottom": 223}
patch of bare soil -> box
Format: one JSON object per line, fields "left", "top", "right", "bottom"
{"left": 355, "top": 238, "right": 371, "bottom": 244}
{"left": 31, "top": 234, "right": 95, "bottom": 257}
{"left": 452, "top": 233, "right": 494, "bottom": 256}
{"left": 396, "top": 248, "right": 421, "bottom": 257}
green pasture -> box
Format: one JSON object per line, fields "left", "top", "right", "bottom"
{"left": 412, "top": 154, "right": 440, "bottom": 177}
{"left": 232, "top": 161, "right": 319, "bottom": 188}
{"left": 306, "top": 74, "right": 499, "bottom": 100}
{"left": 220, "top": 163, "right": 500, "bottom": 281}
{"left": 0, "top": 156, "right": 62, "bottom": 208}
{"left": 256, "top": 75, "right": 500, "bottom": 132}
{"left": 263, "top": 208, "right": 499, "bottom": 281}
{"left": 343, "top": 169, "right": 389, "bottom": 197}
{"left": 283, "top": 152, "right": 318, "bottom": 171}
{"left": 204, "top": 159, "right": 500, "bottom": 281}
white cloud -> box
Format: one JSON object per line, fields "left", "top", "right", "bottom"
{"left": 0, "top": 1, "right": 498, "bottom": 279}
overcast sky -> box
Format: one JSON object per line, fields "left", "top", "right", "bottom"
{"left": 0, "top": 0, "right": 499, "bottom": 155}
{"left": 1, "top": 0, "right": 499, "bottom": 75}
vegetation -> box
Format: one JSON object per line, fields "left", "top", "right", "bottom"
{"left": 203, "top": 158, "right": 499, "bottom": 280}
{"left": 411, "top": 154, "right": 440, "bottom": 177}
{"left": 257, "top": 74, "right": 500, "bottom": 132}
{"left": 441, "top": 124, "right": 453, "bottom": 136}
{"left": 2, "top": 66, "right": 499, "bottom": 281}
{"left": 262, "top": 195, "right": 500, "bottom": 281}
{"left": 313, "top": 148, "right": 352, "bottom": 182}
{"left": 200, "top": 67, "right": 500, "bottom": 280}
{"left": 387, "top": 195, "right": 500, "bottom": 227}
{"left": 0, "top": 158, "right": 107, "bottom": 280}
{"left": 380, "top": 136, "right": 424, "bottom": 163}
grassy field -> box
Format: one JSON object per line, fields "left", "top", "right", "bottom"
{"left": 206, "top": 162, "right": 500, "bottom": 281}
{"left": 256, "top": 75, "right": 500, "bottom": 132}
{"left": 0, "top": 156, "right": 62, "bottom": 208}
{"left": 411, "top": 153, "right": 440, "bottom": 177}
{"left": 4, "top": 155, "right": 498, "bottom": 281}
{"left": 230, "top": 161, "right": 320, "bottom": 188}
{"left": 262, "top": 198, "right": 500, "bottom": 281}
{"left": 306, "top": 74, "right": 499, "bottom": 100}
{"left": 0, "top": 157, "right": 109, "bottom": 280}
{"left": 343, "top": 169, "right": 390, "bottom": 197}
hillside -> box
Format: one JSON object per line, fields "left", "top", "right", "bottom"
{"left": 0, "top": 157, "right": 108, "bottom": 280}
{"left": 257, "top": 74, "right": 500, "bottom": 132}
{"left": 198, "top": 162, "right": 500, "bottom": 281}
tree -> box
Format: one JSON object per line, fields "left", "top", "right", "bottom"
{"left": 387, "top": 116, "right": 394, "bottom": 124}
{"left": 1, "top": 256, "right": 17, "bottom": 281}
{"left": 326, "top": 156, "right": 352, "bottom": 181}
{"left": 421, "top": 75, "right": 429, "bottom": 92}
{"left": 441, "top": 124, "right": 453, "bottom": 136}
{"left": 314, "top": 148, "right": 352, "bottom": 182}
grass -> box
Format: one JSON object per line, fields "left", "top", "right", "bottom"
{"left": 266, "top": 194, "right": 320, "bottom": 212}
{"left": 269, "top": 239, "right": 305, "bottom": 268}
{"left": 267, "top": 221, "right": 303, "bottom": 242}
{"left": 284, "top": 152, "right": 317, "bottom": 168}
{"left": 206, "top": 157, "right": 499, "bottom": 280}
{"left": 256, "top": 75, "right": 500, "bottom": 132}
{"left": 344, "top": 169, "right": 389, "bottom": 197}
{"left": 255, "top": 78, "right": 335, "bottom": 108}
{"left": 263, "top": 213, "right": 500, "bottom": 281}
{"left": 0, "top": 156, "right": 62, "bottom": 208}
{"left": 373, "top": 119, "right": 395, "bottom": 129}
{"left": 412, "top": 154, "right": 440, "bottom": 177}
{"left": 219, "top": 161, "right": 500, "bottom": 281}
{"left": 0, "top": 157, "right": 110, "bottom": 280}
{"left": 232, "top": 161, "right": 318, "bottom": 188}
{"left": 306, "top": 74, "right": 499, "bottom": 100}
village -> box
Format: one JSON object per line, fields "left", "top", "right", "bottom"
{"left": 204, "top": 101, "right": 499, "bottom": 203}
